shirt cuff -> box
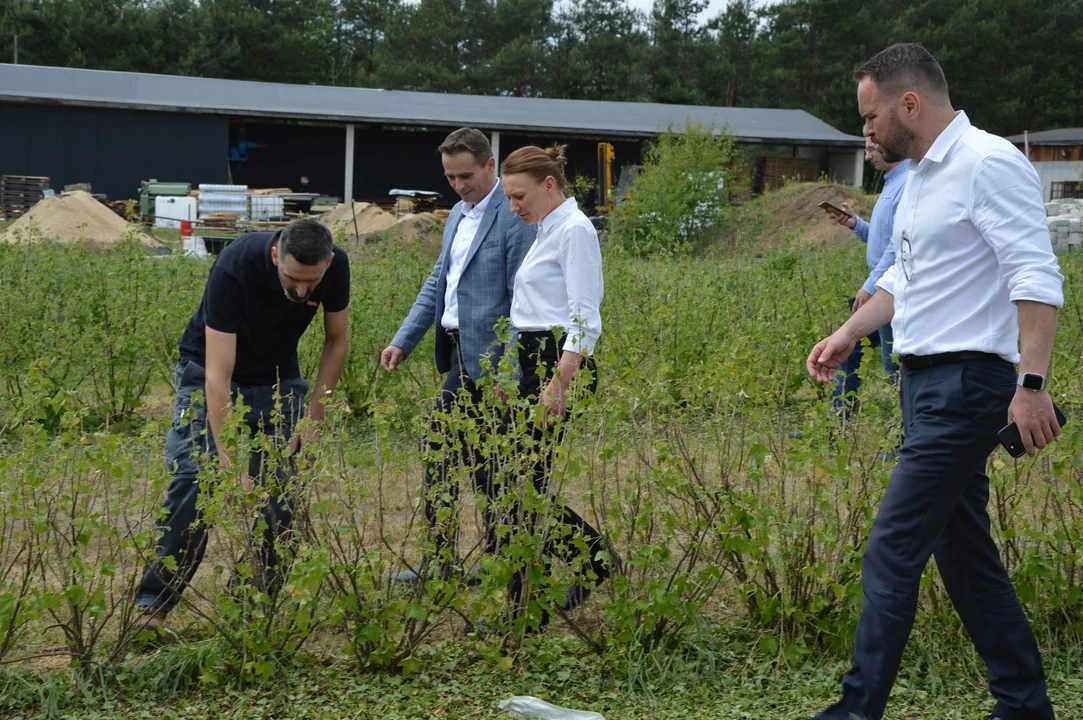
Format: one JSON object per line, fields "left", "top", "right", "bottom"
{"left": 852, "top": 216, "right": 870, "bottom": 239}
{"left": 563, "top": 329, "right": 597, "bottom": 355}
{"left": 1008, "top": 270, "right": 1065, "bottom": 309}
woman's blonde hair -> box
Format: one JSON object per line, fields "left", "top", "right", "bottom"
{"left": 500, "top": 144, "right": 568, "bottom": 190}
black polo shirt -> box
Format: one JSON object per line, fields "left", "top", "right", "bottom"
{"left": 178, "top": 232, "right": 350, "bottom": 386}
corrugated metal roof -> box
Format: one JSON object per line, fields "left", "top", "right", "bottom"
{"left": 0, "top": 63, "right": 865, "bottom": 147}
{"left": 1004, "top": 128, "right": 1083, "bottom": 145}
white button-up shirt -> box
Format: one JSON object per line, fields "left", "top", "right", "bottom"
{"left": 877, "top": 111, "right": 1064, "bottom": 363}
{"left": 441, "top": 181, "right": 500, "bottom": 329}
{"left": 511, "top": 197, "right": 603, "bottom": 355}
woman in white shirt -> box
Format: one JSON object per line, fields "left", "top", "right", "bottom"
{"left": 496, "top": 144, "right": 608, "bottom": 631}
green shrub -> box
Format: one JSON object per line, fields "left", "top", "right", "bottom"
{"left": 609, "top": 123, "right": 746, "bottom": 257}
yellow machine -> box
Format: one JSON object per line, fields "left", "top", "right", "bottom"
{"left": 596, "top": 142, "right": 615, "bottom": 213}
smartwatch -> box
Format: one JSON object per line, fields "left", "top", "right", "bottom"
{"left": 1017, "top": 372, "right": 1046, "bottom": 391}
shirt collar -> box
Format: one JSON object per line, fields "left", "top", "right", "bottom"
{"left": 918, "top": 110, "right": 970, "bottom": 168}
{"left": 538, "top": 197, "right": 578, "bottom": 234}
{"left": 883, "top": 159, "right": 909, "bottom": 183}
{"left": 462, "top": 179, "right": 500, "bottom": 218}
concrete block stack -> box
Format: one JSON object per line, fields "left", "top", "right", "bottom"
{"left": 1046, "top": 199, "right": 1083, "bottom": 251}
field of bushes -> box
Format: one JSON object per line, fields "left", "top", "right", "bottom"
{"left": 0, "top": 179, "right": 1081, "bottom": 718}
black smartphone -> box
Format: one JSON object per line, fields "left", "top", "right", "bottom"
{"left": 998, "top": 403, "right": 1068, "bottom": 458}
{"left": 819, "top": 200, "right": 853, "bottom": 218}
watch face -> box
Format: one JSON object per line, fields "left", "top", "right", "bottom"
{"left": 1021, "top": 373, "right": 1045, "bottom": 391}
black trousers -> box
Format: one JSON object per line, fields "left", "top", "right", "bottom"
{"left": 821, "top": 355, "right": 1054, "bottom": 720}
{"left": 504, "top": 331, "right": 608, "bottom": 624}
{"left": 422, "top": 331, "right": 499, "bottom": 560}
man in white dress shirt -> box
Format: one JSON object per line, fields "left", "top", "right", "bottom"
{"left": 382, "top": 128, "right": 536, "bottom": 583}
{"left": 806, "top": 44, "right": 1062, "bottom": 720}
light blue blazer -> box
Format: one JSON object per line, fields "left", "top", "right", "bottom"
{"left": 391, "top": 184, "right": 535, "bottom": 380}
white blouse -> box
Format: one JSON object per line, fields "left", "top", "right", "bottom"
{"left": 511, "top": 197, "right": 603, "bottom": 355}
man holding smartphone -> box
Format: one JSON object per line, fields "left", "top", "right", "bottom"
{"left": 823, "top": 141, "right": 908, "bottom": 420}
{"left": 806, "top": 44, "right": 1063, "bottom": 720}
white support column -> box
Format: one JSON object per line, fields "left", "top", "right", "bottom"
{"left": 491, "top": 131, "right": 501, "bottom": 174}
{"left": 852, "top": 147, "right": 865, "bottom": 188}
{"left": 344, "top": 124, "right": 356, "bottom": 204}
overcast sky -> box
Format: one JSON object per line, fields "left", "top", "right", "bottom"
{"left": 623, "top": 0, "right": 733, "bottom": 21}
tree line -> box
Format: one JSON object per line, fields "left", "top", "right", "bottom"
{"left": 2, "top": 0, "right": 1081, "bottom": 138}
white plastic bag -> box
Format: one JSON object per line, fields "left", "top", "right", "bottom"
{"left": 498, "top": 696, "right": 605, "bottom": 720}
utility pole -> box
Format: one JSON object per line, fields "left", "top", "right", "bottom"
{"left": 13, "top": 35, "right": 17, "bottom": 64}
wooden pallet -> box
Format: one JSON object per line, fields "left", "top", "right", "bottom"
{"left": 1, "top": 175, "right": 50, "bottom": 218}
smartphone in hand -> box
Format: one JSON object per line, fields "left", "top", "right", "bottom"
{"left": 998, "top": 403, "right": 1068, "bottom": 458}
{"left": 819, "top": 200, "right": 853, "bottom": 218}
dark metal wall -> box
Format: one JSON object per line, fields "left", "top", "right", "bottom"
{"left": 0, "top": 102, "right": 228, "bottom": 201}
{"left": 233, "top": 123, "right": 454, "bottom": 202}
{"left": 0, "top": 104, "right": 645, "bottom": 209}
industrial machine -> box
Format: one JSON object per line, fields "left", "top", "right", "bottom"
{"left": 138, "top": 180, "right": 192, "bottom": 223}
{"left": 596, "top": 142, "right": 615, "bottom": 214}
{"left": 229, "top": 121, "right": 267, "bottom": 176}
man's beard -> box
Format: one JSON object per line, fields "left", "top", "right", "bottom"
{"left": 280, "top": 278, "right": 311, "bottom": 304}
{"left": 877, "top": 107, "right": 917, "bottom": 163}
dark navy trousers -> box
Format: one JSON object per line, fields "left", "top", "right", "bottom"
{"left": 821, "top": 355, "right": 1054, "bottom": 720}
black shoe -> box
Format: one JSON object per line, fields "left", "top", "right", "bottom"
{"left": 465, "top": 564, "right": 486, "bottom": 587}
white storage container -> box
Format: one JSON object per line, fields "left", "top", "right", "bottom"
{"left": 154, "top": 196, "right": 197, "bottom": 228}
{"left": 250, "top": 195, "right": 285, "bottom": 221}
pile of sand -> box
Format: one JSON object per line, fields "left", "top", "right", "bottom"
{"left": 318, "top": 202, "right": 397, "bottom": 236}
{"left": 345, "top": 211, "right": 447, "bottom": 262}
{"left": 1, "top": 191, "right": 146, "bottom": 245}
{"left": 760, "top": 183, "right": 870, "bottom": 248}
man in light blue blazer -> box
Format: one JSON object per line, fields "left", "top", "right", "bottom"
{"left": 381, "top": 128, "right": 535, "bottom": 583}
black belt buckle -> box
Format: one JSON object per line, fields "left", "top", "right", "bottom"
{"left": 445, "top": 328, "right": 460, "bottom": 344}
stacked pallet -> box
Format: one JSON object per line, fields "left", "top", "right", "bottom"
{"left": 1, "top": 175, "right": 50, "bottom": 219}
{"left": 753, "top": 157, "right": 821, "bottom": 193}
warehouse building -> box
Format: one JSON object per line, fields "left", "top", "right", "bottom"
{"left": 0, "top": 64, "right": 865, "bottom": 208}
{"left": 1005, "top": 128, "right": 1083, "bottom": 202}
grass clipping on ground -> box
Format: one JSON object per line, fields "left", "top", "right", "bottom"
{"left": 1, "top": 191, "right": 148, "bottom": 245}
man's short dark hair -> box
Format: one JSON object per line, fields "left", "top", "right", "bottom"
{"left": 437, "top": 128, "right": 493, "bottom": 165}
{"left": 854, "top": 43, "right": 950, "bottom": 103}
{"left": 278, "top": 219, "right": 333, "bottom": 265}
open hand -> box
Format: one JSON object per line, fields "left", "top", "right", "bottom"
{"left": 807, "top": 331, "right": 858, "bottom": 383}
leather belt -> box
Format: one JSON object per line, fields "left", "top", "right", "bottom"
{"left": 898, "top": 351, "right": 1001, "bottom": 370}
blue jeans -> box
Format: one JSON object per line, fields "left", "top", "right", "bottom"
{"left": 136, "top": 361, "right": 309, "bottom": 614}
{"left": 819, "top": 356, "right": 1053, "bottom": 720}
{"left": 831, "top": 322, "right": 899, "bottom": 418}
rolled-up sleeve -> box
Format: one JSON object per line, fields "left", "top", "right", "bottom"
{"left": 559, "top": 222, "right": 604, "bottom": 354}
{"left": 970, "top": 153, "right": 1064, "bottom": 308}
{"left": 877, "top": 261, "right": 899, "bottom": 296}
